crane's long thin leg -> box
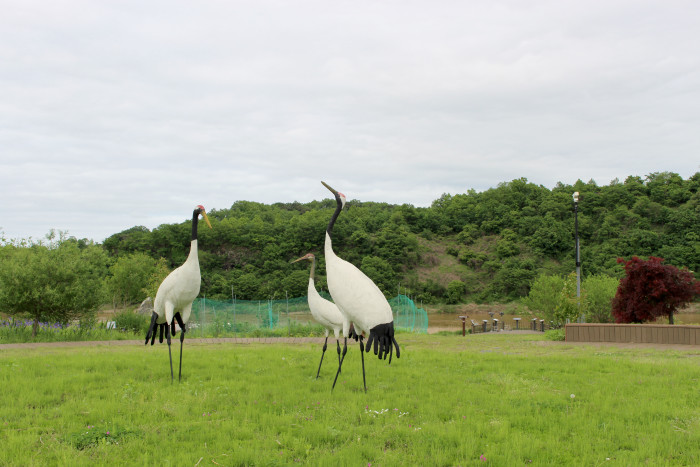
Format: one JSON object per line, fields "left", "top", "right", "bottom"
{"left": 165, "top": 324, "right": 173, "bottom": 383}
{"left": 316, "top": 336, "right": 328, "bottom": 379}
{"left": 388, "top": 341, "right": 393, "bottom": 364}
{"left": 332, "top": 338, "right": 348, "bottom": 391}
{"left": 178, "top": 331, "right": 184, "bottom": 382}
{"left": 174, "top": 312, "right": 186, "bottom": 382}
{"left": 359, "top": 336, "right": 367, "bottom": 393}
{"left": 336, "top": 339, "right": 341, "bottom": 364}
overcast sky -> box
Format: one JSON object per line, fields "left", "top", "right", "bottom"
{"left": 1, "top": 0, "right": 699, "bottom": 242}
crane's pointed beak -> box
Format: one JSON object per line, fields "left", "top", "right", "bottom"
{"left": 291, "top": 254, "right": 312, "bottom": 264}
{"left": 321, "top": 181, "right": 337, "bottom": 195}
{"left": 201, "top": 210, "right": 213, "bottom": 229}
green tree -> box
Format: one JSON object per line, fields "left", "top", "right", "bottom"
{"left": 234, "top": 272, "right": 261, "bottom": 300}
{"left": 446, "top": 280, "right": 466, "bottom": 304}
{"left": 490, "top": 258, "right": 536, "bottom": 299}
{"left": 522, "top": 274, "right": 565, "bottom": 323}
{"left": 582, "top": 274, "right": 619, "bottom": 323}
{"left": 360, "top": 256, "right": 395, "bottom": 297}
{"left": 554, "top": 272, "right": 581, "bottom": 325}
{"left": 108, "top": 252, "right": 162, "bottom": 308}
{"left": 281, "top": 269, "right": 311, "bottom": 298}
{"left": 142, "top": 258, "right": 171, "bottom": 301}
{"left": 529, "top": 215, "right": 570, "bottom": 257}
{"left": 0, "top": 240, "right": 108, "bottom": 336}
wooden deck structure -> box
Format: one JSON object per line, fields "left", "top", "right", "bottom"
{"left": 565, "top": 323, "right": 700, "bottom": 346}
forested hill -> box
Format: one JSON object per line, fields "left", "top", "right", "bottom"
{"left": 103, "top": 172, "right": 699, "bottom": 303}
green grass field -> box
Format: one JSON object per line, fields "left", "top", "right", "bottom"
{"left": 1, "top": 334, "right": 699, "bottom": 466}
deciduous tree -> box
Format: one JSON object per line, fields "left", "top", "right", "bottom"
{"left": 611, "top": 256, "right": 699, "bottom": 324}
{"left": 582, "top": 274, "right": 619, "bottom": 323}
{"left": 108, "top": 252, "right": 162, "bottom": 308}
{"left": 0, "top": 240, "right": 108, "bottom": 336}
{"left": 522, "top": 274, "right": 565, "bottom": 323}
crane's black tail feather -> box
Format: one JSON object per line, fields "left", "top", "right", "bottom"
{"left": 365, "top": 322, "right": 400, "bottom": 361}
{"left": 174, "top": 312, "right": 186, "bottom": 336}
{"left": 145, "top": 312, "right": 158, "bottom": 345}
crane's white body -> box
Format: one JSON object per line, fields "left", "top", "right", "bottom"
{"left": 307, "top": 276, "right": 343, "bottom": 339}
{"left": 154, "top": 239, "right": 201, "bottom": 327}
{"left": 325, "top": 232, "right": 393, "bottom": 337}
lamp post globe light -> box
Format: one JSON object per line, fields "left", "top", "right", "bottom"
{"left": 573, "top": 192, "right": 582, "bottom": 322}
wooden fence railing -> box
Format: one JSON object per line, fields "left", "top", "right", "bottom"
{"left": 565, "top": 323, "right": 700, "bottom": 346}
{"left": 457, "top": 317, "right": 552, "bottom": 335}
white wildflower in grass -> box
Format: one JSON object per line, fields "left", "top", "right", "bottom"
{"left": 365, "top": 408, "right": 409, "bottom": 418}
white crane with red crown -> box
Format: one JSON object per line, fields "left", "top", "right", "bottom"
{"left": 291, "top": 252, "right": 344, "bottom": 378}
{"left": 145, "top": 205, "right": 212, "bottom": 382}
{"left": 321, "top": 181, "right": 400, "bottom": 392}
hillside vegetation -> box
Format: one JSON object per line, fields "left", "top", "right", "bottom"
{"left": 100, "top": 172, "right": 699, "bottom": 304}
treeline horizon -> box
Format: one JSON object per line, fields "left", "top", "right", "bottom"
{"left": 3, "top": 171, "right": 696, "bottom": 307}
{"left": 91, "top": 171, "right": 698, "bottom": 304}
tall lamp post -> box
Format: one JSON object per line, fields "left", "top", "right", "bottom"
{"left": 573, "top": 192, "right": 582, "bottom": 322}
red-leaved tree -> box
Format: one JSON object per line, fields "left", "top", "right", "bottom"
{"left": 612, "top": 256, "right": 699, "bottom": 324}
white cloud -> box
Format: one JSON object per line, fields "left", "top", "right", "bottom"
{"left": 1, "top": 0, "right": 699, "bottom": 241}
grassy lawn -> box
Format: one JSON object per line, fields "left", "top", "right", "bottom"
{"left": 1, "top": 334, "right": 699, "bottom": 466}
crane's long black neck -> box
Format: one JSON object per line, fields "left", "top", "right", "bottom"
{"left": 191, "top": 210, "right": 200, "bottom": 241}
{"left": 326, "top": 194, "right": 342, "bottom": 236}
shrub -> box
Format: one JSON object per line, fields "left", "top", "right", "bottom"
{"left": 544, "top": 329, "right": 565, "bottom": 341}
{"left": 495, "top": 239, "right": 520, "bottom": 258}
{"left": 113, "top": 310, "right": 150, "bottom": 334}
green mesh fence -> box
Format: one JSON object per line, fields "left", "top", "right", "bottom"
{"left": 190, "top": 293, "right": 428, "bottom": 335}
{"left": 389, "top": 294, "right": 429, "bottom": 334}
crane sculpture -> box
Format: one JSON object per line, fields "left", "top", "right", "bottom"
{"left": 321, "top": 181, "right": 400, "bottom": 392}
{"left": 145, "top": 205, "right": 212, "bottom": 382}
{"left": 291, "top": 253, "right": 344, "bottom": 378}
